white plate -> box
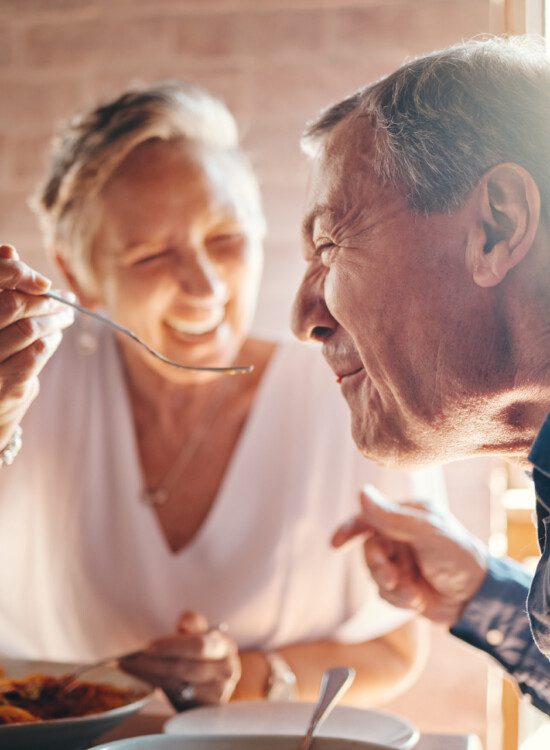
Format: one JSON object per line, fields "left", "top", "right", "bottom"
{"left": 96, "top": 734, "right": 404, "bottom": 750}
{"left": 0, "top": 657, "right": 153, "bottom": 750}
{"left": 164, "top": 702, "right": 419, "bottom": 750}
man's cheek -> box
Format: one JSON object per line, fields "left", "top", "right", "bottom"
{"left": 325, "top": 271, "right": 360, "bottom": 325}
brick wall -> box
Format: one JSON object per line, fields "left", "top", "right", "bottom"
{"left": 0, "top": 0, "right": 502, "bottom": 743}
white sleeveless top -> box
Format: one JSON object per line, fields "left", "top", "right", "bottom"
{"left": 0, "top": 321, "right": 445, "bottom": 662}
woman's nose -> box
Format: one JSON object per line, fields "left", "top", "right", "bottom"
{"left": 291, "top": 272, "right": 336, "bottom": 343}
{"left": 176, "top": 249, "right": 228, "bottom": 304}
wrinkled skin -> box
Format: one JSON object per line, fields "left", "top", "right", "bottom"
{"left": 292, "top": 113, "right": 549, "bottom": 467}
{"left": 332, "top": 486, "right": 488, "bottom": 626}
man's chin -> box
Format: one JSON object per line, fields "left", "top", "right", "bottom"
{"left": 342, "top": 380, "right": 442, "bottom": 465}
{"left": 349, "top": 412, "right": 432, "bottom": 467}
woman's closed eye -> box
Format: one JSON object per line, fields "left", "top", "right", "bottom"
{"left": 208, "top": 232, "right": 245, "bottom": 245}
{"left": 207, "top": 233, "right": 246, "bottom": 258}
{"left": 132, "top": 248, "right": 173, "bottom": 266}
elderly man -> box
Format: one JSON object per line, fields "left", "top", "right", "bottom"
{"left": 292, "top": 36, "right": 550, "bottom": 712}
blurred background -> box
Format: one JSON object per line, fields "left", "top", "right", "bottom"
{"left": 0, "top": 0, "right": 506, "bottom": 338}
{"left": 0, "top": 1, "right": 547, "bottom": 748}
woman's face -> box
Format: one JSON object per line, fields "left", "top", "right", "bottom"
{"left": 89, "top": 139, "right": 263, "bottom": 383}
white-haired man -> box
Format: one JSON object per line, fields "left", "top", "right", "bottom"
{"left": 293, "top": 36, "right": 550, "bottom": 712}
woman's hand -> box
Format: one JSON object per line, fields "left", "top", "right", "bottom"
{"left": 332, "top": 485, "right": 489, "bottom": 627}
{"left": 120, "top": 611, "right": 241, "bottom": 707}
{"left": 0, "top": 245, "right": 75, "bottom": 449}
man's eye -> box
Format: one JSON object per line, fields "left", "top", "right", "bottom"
{"left": 317, "top": 243, "right": 337, "bottom": 267}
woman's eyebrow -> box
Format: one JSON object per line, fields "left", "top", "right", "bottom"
{"left": 122, "top": 240, "right": 166, "bottom": 255}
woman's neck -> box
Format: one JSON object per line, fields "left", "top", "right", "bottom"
{"left": 117, "top": 336, "right": 275, "bottom": 434}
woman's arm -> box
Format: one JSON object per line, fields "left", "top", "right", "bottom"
{"left": 233, "top": 618, "right": 424, "bottom": 705}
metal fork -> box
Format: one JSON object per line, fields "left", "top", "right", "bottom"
{"left": 45, "top": 291, "right": 254, "bottom": 376}
{"left": 59, "top": 650, "right": 143, "bottom": 694}
{"left": 61, "top": 623, "right": 227, "bottom": 695}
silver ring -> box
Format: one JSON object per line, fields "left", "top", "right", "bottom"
{"left": 179, "top": 682, "right": 197, "bottom": 702}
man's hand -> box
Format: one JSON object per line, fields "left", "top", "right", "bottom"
{"left": 332, "top": 485, "right": 489, "bottom": 627}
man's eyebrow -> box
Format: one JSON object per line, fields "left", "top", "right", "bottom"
{"left": 301, "top": 204, "right": 329, "bottom": 238}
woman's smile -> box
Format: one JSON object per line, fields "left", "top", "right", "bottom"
{"left": 164, "top": 307, "right": 226, "bottom": 337}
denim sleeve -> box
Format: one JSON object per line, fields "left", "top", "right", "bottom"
{"left": 450, "top": 556, "right": 550, "bottom": 715}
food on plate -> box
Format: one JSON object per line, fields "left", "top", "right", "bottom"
{"left": 0, "top": 669, "right": 144, "bottom": 725}
{"left": 0, "top": 705, "right": 39, "bottom": 724}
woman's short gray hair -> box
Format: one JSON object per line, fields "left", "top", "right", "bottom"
{"left": 302, "top": 35, "right": 550, "bottom": 214}
{"left": 35, "top": 82, "right": 263, "bottom": 293}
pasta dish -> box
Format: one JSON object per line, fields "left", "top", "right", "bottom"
{"left": 0, "top": 669, "right": 143, "bottom": 725}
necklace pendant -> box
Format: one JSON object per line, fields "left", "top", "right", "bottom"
{"left": 142, "top": 487, "right": 169, "bottom": 506}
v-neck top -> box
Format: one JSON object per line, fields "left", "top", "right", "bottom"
{"left": 0, "top": 320, "right": 446, "bottom": 661}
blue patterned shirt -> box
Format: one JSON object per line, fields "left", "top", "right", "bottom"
{"left": 450, "top": 414, "right": 550, "bottom": 715}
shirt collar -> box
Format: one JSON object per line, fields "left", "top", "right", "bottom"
{"left": 529, "top": 412, "right": 550, "bottom": 480}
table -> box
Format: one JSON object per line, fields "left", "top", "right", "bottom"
{"left": 95, "top": 711, "right": 483, "bottom": 750}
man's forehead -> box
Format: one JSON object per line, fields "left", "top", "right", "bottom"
{"left": 304, "top": 112, "right": 379, "bottom": 222}
{"left": 322, "top": 111, "right": 377, "bottom": 167}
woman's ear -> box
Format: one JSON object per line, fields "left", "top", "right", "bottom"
{"left": 470, "top": 163, "right": 541, "bottom": 288}
{"left": 54, "top": 251, "right": 101, "bottom": 310}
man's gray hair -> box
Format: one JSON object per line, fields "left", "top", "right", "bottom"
{"left": 302, "top": 36, "right": 550, "bottom": 213}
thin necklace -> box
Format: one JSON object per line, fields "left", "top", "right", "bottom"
{"left": 141, "top": 377, "right": 238, "bottom": 507}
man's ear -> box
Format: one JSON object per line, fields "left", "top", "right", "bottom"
{"left": 470, "top": 163, "right": 541, "bottom": 288}
{"left": 54, "top": 251, "right": 102, "bottom": 310}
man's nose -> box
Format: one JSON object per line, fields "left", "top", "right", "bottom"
{"left": 291, "top": 272, "right": 336, "bottom": 343}
{"left": 176, "top": 249, "right": 227, "bottom": 304}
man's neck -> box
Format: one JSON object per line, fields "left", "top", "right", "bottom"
{"left": 471, "top": 384, "right": 550, "bottom": 464}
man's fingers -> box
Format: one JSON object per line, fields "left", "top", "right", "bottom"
{"left": 358, "top": 485, "right": 433, "bottom": 543}
{"left": 380, "top": 584, "right": 427, "bottom": 612}
{"left": 333, "top": 486, "right": 438, "bottom": 548}
{"left": 331, "top": 515, "right": 374, "bottom": 547}
{"left": 363, "top": 537, "right": 401, "bottom": 591}
{"left": 402, "top": 498, "right": 440, "bottom": 512}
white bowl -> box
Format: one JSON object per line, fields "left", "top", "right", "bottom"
{"left": 164, "top": 702, "right": 418, "bottom": 750}
{"left": 0, "top": 657, "right": 153, "bottom": 750}
{"left": 94, "top": 734, "right": 396, "bottom": 750}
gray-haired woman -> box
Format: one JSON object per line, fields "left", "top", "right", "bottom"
{"left": 0, "top": 82, "right": 442, "bottom": 709}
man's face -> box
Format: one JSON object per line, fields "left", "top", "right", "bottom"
{"left": 292, "top": 114, "right": 512, "bottom": 466}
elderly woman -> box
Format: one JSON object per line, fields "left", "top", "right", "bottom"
{"left": 0, "top": 83, "right": 443, "bottom": 707}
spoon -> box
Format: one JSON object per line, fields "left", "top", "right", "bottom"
{"left": 299, "top": 666, "right": 356, "bottom": 750}
{"left": 44, "top": 291, "right": 254, "bottom": 376}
